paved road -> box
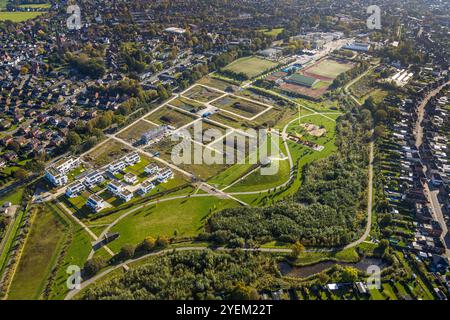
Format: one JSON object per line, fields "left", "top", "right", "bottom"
{"left": 414, "top": 81, "right": 449, "bottom": 148}
{"left": 414, "top": 81, "right": 450, "bottom": 260}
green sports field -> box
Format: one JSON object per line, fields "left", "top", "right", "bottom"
{"left": 0, "top": 11, "right": 45, "bottom": 22}
{"left": 306, "top": 59, "right": 354, "bottom": 79}
{"left": 223, "top": 56, "right": 278, "bottom": 79}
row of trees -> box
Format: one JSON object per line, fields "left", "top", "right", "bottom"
{"left": 331, "top": 61, "right": 370, "bottom": 89}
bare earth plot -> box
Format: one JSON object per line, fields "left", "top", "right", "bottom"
{"left": 117, "top": 120, "right": 157, "bottom": 144}
{"left": 182, "top": 85, "right": 223, "bottom": 103}
{"left": 83, "top": 139, "right": 133, "bottom": 168}
{"left": 169, "top": 97, "right": 206, "bottom": 113}
{"left": 146, "top": 107, "right": 197, "bottom": 129}
{"left": 211, "top": 95, "right": 269, "bottom": 119}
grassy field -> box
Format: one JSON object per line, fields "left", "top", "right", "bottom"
{"left": 0, "top": 189, "right": 25, "bottom": 277}
{"left": 0, "top": 11, "right": 45, "bottom": 22}
{"left": 0, "top": 187, "right": 24, "bottom": 205}
{"left": 226, "top": 159, "right": 290, "bottom": 192}
{"left": 198, "top": 76, "right": 235, "bottom": 91}
{"left": 107, "top": 197, "right": 240, "bottom": 251}
{"left": 306, "top": 59, "right": 354, "bottom": 79}
{"left": 212, "top": 95, "right": 269, "bottom": 118}
{"left": 182, "top": 85, "right": 223, "bottom": 103}
{"left": 7, "top": 205, "right": 67, "bottom": 300}
{"left": 258, "top": 28, "right": 284, "bottom": 37}
{"left": 146, "top": 107, "right": 196, "bottom": 129}
{"left": 19, "top": 3, "right": 51, "bottom": 9}
{"left": 47, "top": 202, "right": 92, "bottom": 300}
{"left": 223, "top": 56, "right": 278, "bottom": 79}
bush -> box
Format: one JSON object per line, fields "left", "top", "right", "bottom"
{"left": 156, "top": 235, "right": 170, "bottom": 248}
{"left": 83, "top": 257, "right": 107, "bottom": 277}
{"left": 140, "top": 236, "right": 156, "bottom": 252}
{"left": 118, "top": 244, "right": 136, "bottom": 261}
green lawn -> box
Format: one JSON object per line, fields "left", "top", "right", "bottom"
{"left": 258, "top": 28, "right": 284, "bottom": 37}
{"left": 19, "top": 3, "right": 51, "bottom": 9}
{"left": 7, "top": 205, "right": 67, "bottom": 300}
{"left": 226, "top": 159, "right": 290, "bottom": 192}
{"left": 108, "top": 197, "right": 240, "bottom": 252}
{"left": 307, "top": 59, "right": 354, "bottom": 79}
{"left": 0, "top": 188, "right": 24, "bottom": 205}
{"left": 47, "top": 202, "right": 93, "bottom": 300}
{"left": 223, "top": 56, "right": 278, "bottom": 79}
{"left": 208, "top": 162, "right": 255, "bottom": 189}
{"left": 0, "top": 11, "right": 45, "bottom": 22}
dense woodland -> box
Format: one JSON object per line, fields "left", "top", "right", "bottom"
{"left": 206, "top": 108, "right": 372, "bottom": 247}
{"left": 81, "top": 250, "right": 287, "bottom": 300}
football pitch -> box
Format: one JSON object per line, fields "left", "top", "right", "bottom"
{"left": 222, "top": 56, "right": 278, "bottom": 78}
{"left": 306, "top": 59, "right": 354, "bottom": 79}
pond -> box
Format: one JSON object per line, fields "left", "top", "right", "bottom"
{"left": 279, "top": 257, "right": 386, "bottom": 278}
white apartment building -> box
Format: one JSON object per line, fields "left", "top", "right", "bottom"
{"left": 65, "top": 181, "right": 85, "bottom": 198}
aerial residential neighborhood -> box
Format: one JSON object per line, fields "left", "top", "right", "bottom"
{"left": 0, "top": 0, "right": 448, "bottom": 309}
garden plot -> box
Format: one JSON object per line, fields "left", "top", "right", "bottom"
{"left": 198, "top": 76, "right": 236, "bottom": 91}
{"left": 208, "top": 111, "right": 253, "bottom": 130}
{"left": 208, "top": 131, "right": 257, "bottom": 162}
{"left": 169, "top": 97, "right": 206, "bottom": 114}
{"left": 169, "top": 141, "right": 229, "bottom": 180}
{"left": 211, "top": 95, "right": 270, "bottom": 119}
{"left": 182, "top": 84, "right": 224, "bottom": 103}
{"left": 145, "top": 106, "right": 197, "bottom": 129}
{"left": 185, "top": 120, "right": 228, "bottom": 146}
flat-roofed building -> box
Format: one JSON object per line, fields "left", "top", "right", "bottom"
{"left": 83, "top": 170, "right": 104, "bottom": 187}
{"left": 52, "top": 156, "right": 80, "bottom": 174}
{"left": 124, "top": 172, "right": 138, "bottom": 185}
{"left": 285, "top": 74, "right": 319, "bottom": 88}
{"left": 65, "top": 181, "right": 85, "bottom": 198}
{"left": 118, "top": 189, "right": 133, "bottom": 202}
{"left": 157, "top": 168, "right": 173, "bottom": 183}
{"left": 107, "top": 181, "right": 123, "bottom": 195}
{"left": 144, "top": 163, "right": 160, "bottom": 175}
{"left": 139, "top": 180, "right": 155, "bottom": 195}
{"left": 108, "top": 160, "right": 126, "bottom": 174}
{"left": 86, "top": 194, "right": 105, "bottom": 212}
{"left": 45, "top": 156, "right": 80, "bottom": 187}
{"left": 122, "top": 152, "right": 140, "bottom": 165}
